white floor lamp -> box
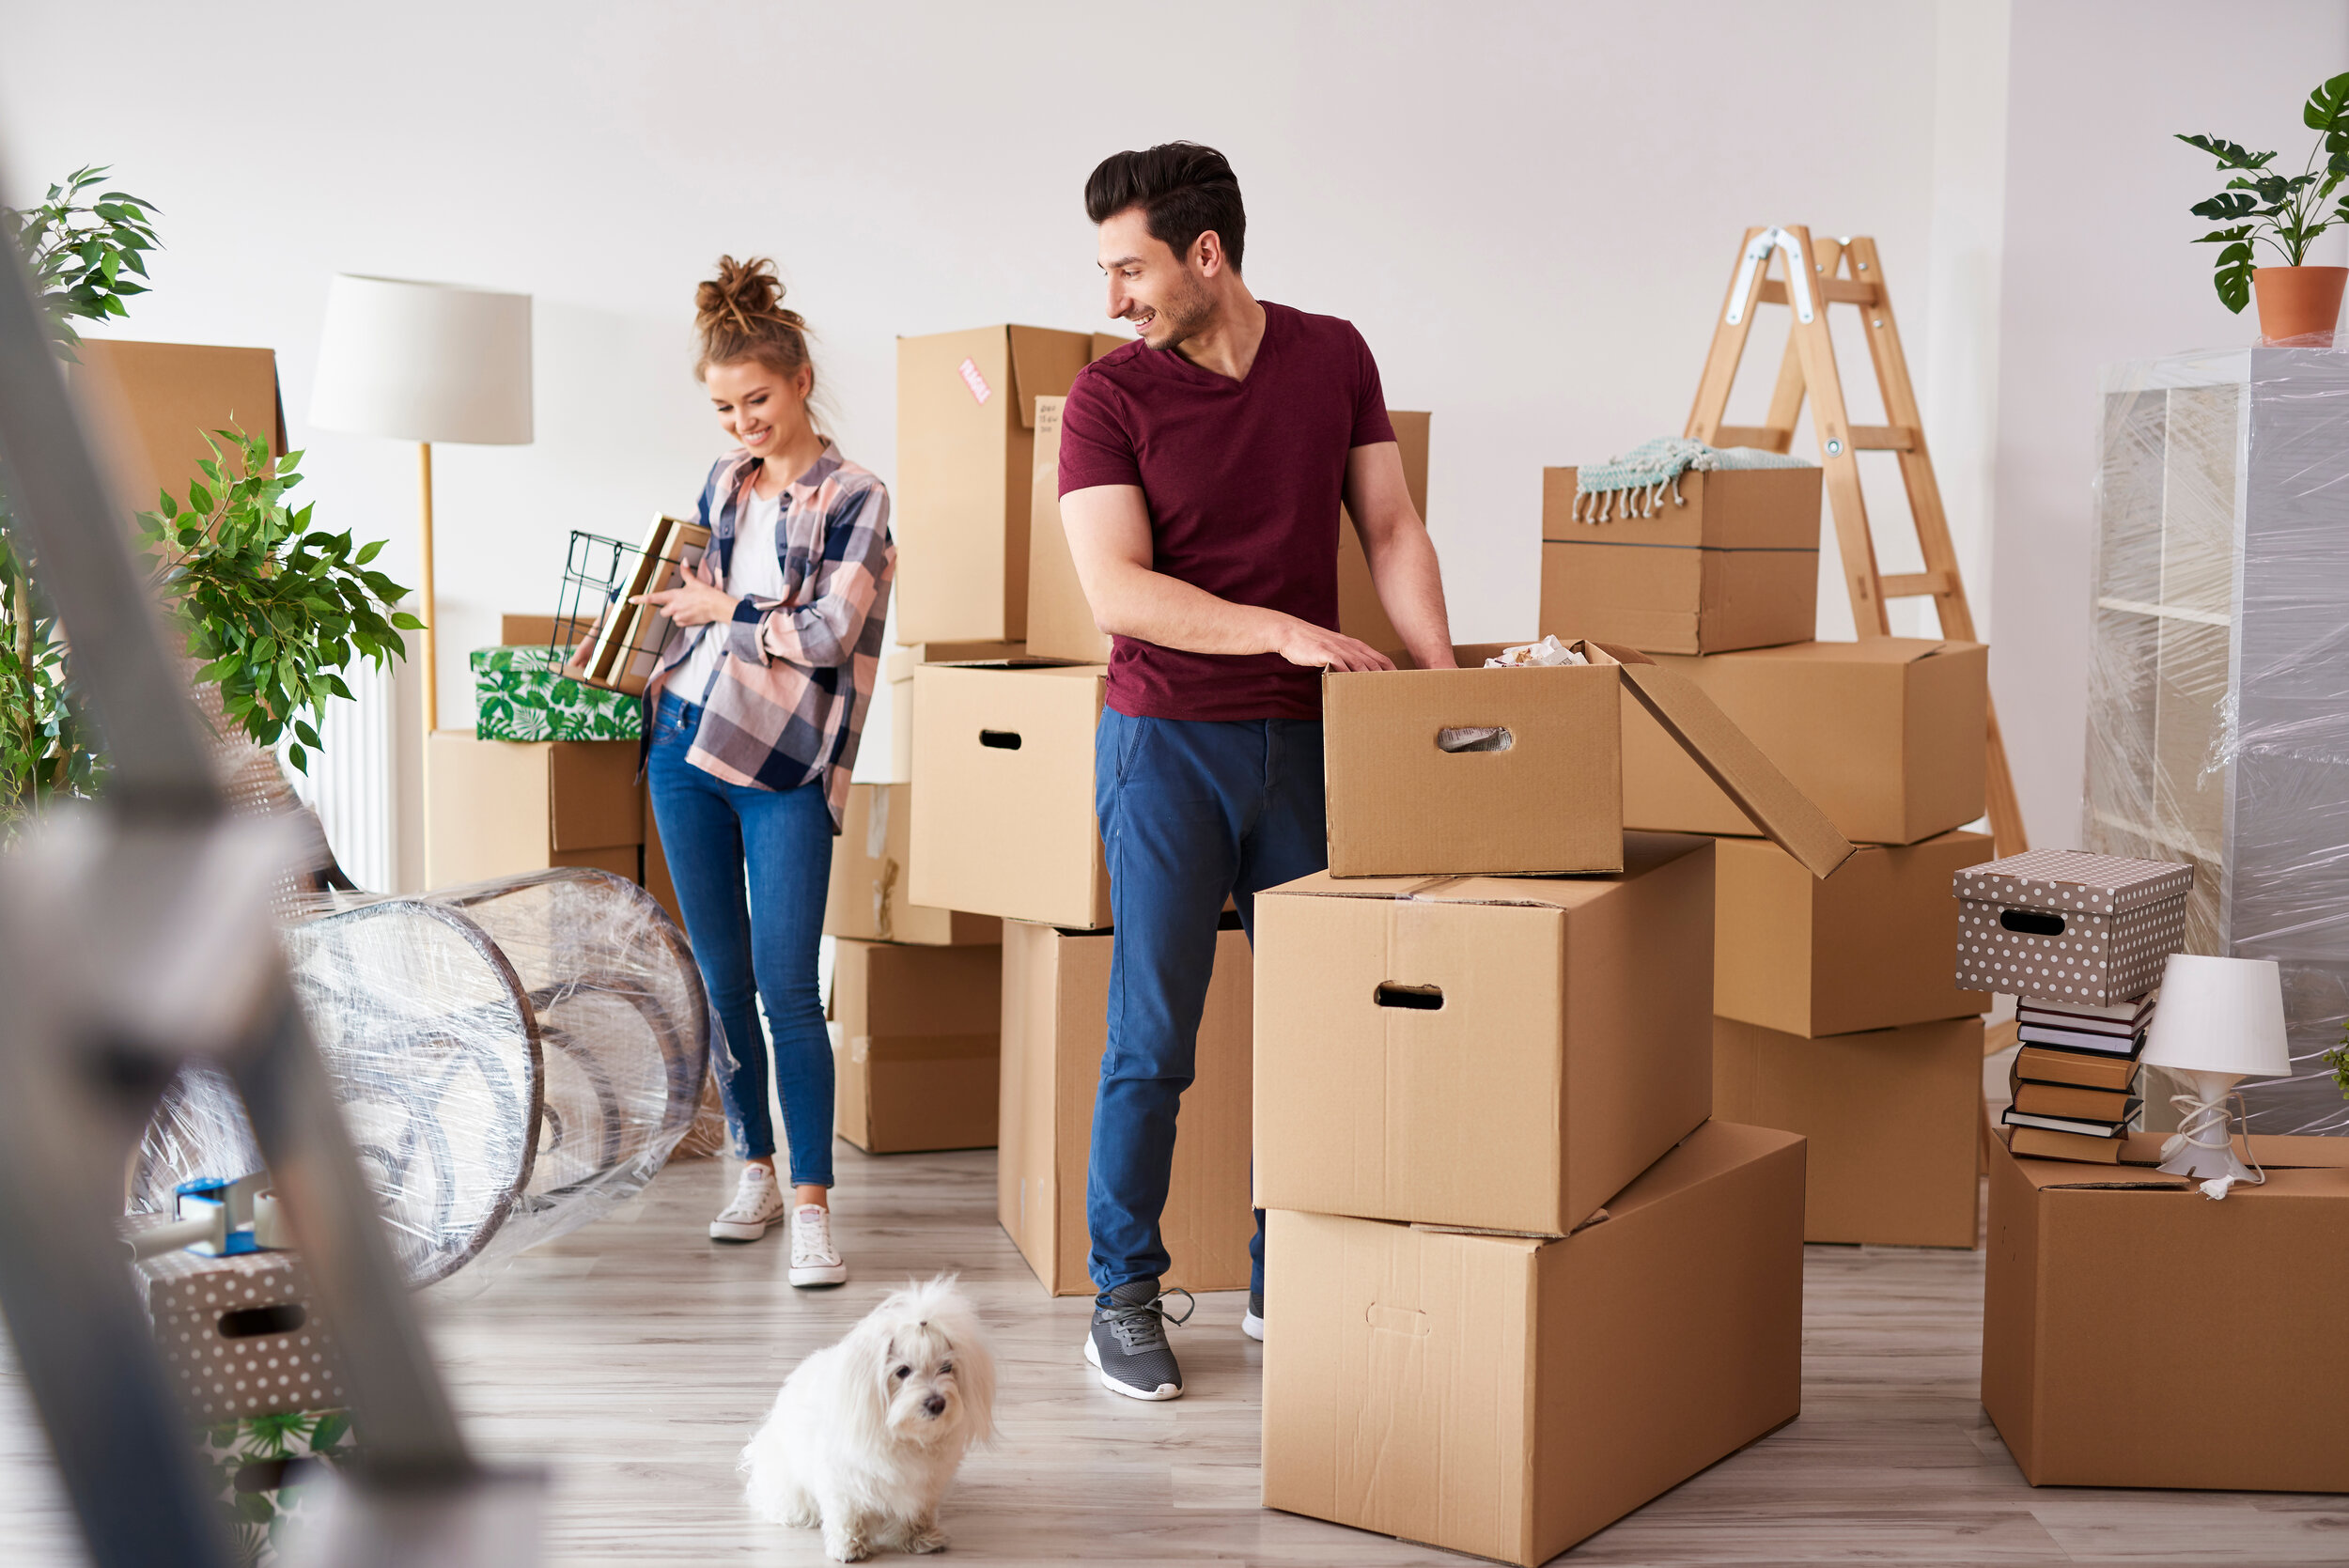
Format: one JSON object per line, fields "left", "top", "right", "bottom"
{"left": 309, "top": 275, "right": 534, "bottom": 740}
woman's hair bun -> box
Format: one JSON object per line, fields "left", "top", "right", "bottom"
{"left": 695, "top": 255, "right": 814, "bottom": 385}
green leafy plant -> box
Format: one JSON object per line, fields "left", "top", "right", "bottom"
{"left": 1, "top": 166, "right": 161, "bottom": 826}
{"left": 139, "top": 428, "right": 420, "bottom": 772}
{"left": 2179, "top": 70, "right": 2349, "bottom": 312}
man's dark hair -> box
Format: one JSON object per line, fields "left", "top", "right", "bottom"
{"left": 1085, "top": 142, "right": 1246, "bottom": 272}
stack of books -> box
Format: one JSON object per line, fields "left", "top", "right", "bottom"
{"left": 1999, "top": 993, "right": 2152, "bottom": 1163}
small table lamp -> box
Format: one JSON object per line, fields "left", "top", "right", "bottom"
{"left": 308, "top": 275, "right": 533, "bottom": 737}
{"left": 2139, "top": 953, "right": 2291, "bottom": 1198}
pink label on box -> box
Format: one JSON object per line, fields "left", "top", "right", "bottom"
{"left": 957, "top": 357, "right": 992, "bottom": 405}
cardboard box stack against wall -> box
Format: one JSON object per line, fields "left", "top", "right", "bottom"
{"left": 1534, "top": 458, "right": 2000, "bottom": 1249}
{"left": 1254, "top": 635, "right": 1853, "bottom": 1564}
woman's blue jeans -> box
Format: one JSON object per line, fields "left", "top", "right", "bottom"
{"left": 646, "top": 692, "right": 835, "bottom": 1188}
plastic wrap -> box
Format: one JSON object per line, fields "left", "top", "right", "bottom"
{"left": 2086, "top": 347, "right": 2349, "bottom": 1135}
{"left": 132, "top": 868, "right": 717, "bottom": 1286}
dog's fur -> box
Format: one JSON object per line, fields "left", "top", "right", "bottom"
{"left": 741, "top": 1275, "right": 995, "bottom": 1561}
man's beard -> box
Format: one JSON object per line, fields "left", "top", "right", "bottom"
{"left": 1142, "top": 274, "right": 1216, "bottom": 350}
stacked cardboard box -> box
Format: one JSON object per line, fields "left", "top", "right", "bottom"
{"left": 1253, "top": 645, "right": 1835, "bottom": 1564}
{"left": 823, "top": 782, "right": 1003, "bottom": 1153}
{"left": 1596, "top": 631, "right": 1996, "bottom": 1248}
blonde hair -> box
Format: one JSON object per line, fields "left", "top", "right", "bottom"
{"left": 694, "top": 255, "right": 816, "bottom": 396}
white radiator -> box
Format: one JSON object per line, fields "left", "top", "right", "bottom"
{"left": 286, "top": 656, "right": 397, "bottom": 892}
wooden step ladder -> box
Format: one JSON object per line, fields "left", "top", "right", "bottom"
{"left": 1685, "top": 225, "right": 2026, "bottom": 856}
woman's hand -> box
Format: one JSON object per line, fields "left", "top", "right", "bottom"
{"left": 636, "top": 557, "right": 739, "bottom": 628}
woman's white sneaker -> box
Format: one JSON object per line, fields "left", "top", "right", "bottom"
{"left": 788, "top": 1203, "right": 847, "bottom": 1287}
{"left": 709, "top": 1164, "right": 787, "bottom": 1242}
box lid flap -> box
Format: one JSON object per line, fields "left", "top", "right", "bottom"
{"left": 1261, "top": 832, "right": 1709, "bottom": 908}
{"left": 1006, "top": 326, "right": 1090, "bottom": 430}
{"left": 1732, "top": 637, "right": 1983, "bottom": 667}
{"left": 1954, "top": 848, "right": 2194, "bottom": 916}
{"left": 1579, "top": 641, "right": 1855, "bottom": 878}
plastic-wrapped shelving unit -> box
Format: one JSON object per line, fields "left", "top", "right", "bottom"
{"left": 2087, "top": 347, "right": 2349, "bottom": 1134}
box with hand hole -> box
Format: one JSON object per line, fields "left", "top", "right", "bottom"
{"left": 1319, "top": 640, "right": 1852, "bottom": 879}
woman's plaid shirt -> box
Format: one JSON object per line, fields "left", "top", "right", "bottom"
{"left": 644, "top": 442, "right": 894, "bottom": 831}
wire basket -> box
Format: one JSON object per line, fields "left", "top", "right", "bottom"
{"left": 549, "top": 517, "right": 710, "bottom": 695}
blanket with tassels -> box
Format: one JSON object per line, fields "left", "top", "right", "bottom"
{"left": 1570, "top": 437, "right": 1812, "bottom": 522}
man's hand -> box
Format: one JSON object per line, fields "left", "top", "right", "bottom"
{"left": 1272, "top": 616, "right": 1394, "bottom": 672}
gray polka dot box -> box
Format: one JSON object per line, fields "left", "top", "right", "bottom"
{"left": 1951, "top": 848, "right": 2192, "bottom": 1007}
{"left": 132, "top": 1249, "right": 347, "bottom": 1425}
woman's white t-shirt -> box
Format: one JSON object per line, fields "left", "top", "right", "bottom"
{"left": 670, "top": 481, "right": 786, "bottom": 703}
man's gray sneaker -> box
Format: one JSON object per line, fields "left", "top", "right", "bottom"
{"left": 1084, "top": 1281, "right": 1195, "bottom": 1401}
{"left": 1242, "top": 1288, "right": 1264, "bottom": 1343}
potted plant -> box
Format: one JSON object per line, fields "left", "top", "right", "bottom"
{"left": 2179, "top": 70, "right": 2349, "bottom": 343}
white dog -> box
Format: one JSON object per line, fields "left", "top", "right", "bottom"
{"left": 741, "top": 1275, "right": 995, "bottom": 1561}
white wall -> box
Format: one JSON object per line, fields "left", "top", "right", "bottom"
{"left": 1993, "top": 0, "right": 2349, "bottom": 846}
{"left": 7, "top": 0, "right": 2303, "bottom": 867}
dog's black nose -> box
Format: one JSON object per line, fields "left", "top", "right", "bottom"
{"left": 923, "top": 1394, "right": 946, "bottom": 1417}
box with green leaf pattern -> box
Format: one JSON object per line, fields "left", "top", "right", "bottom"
{"left": 472, "top": 644, "right": 643, "bottom": 741}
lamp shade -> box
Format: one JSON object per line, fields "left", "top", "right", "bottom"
{"left": 2140, "top": 953, "right": 2290, "bottom": 1079}
{"left": 309, "top": 274, "right": 533, "bottom": 444}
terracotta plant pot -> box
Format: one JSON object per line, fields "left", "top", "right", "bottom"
{"left": 2252, "top": 265, "right": 2348, "bottom": 344}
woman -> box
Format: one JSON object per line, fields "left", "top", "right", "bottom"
{"left": 636, "top": 256, "right": 893, "bottom": 1284}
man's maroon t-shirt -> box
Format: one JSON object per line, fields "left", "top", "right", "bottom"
{"left": 1054, "top": 301, "right": 1395, "bottom": 722}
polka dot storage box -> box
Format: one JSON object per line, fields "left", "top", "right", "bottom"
{"left": 132, "top": 1248, "right": 347, "bottom": 1424}
{"left": 1952, "top": 848, "right": 2191, "bottom": 1006}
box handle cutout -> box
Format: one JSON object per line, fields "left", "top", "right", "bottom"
{"left": 1375, "top": 983, "right": 1444, "bottom": 1011}
{"left": 2000, "top": 909, "right": 2066, "bottom": 937}
{"left": 218, "top": 1303, "right": 306, "bottom": 1340}
{"left": 978, "top": 730, "right": 1023, "bottom": 751}
{"left": 1436, "top": 726, "right": 1512, "bottom": 753}
{"left": 1366, "top": 1303, "right": 1431, "bottom": 1337}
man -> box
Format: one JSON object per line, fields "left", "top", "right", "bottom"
{"left": 1057, "top": 142, "right": 1455, "bottom": 1402}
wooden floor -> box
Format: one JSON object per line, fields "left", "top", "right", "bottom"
{"left": 6, "top": 1053, "right": 2346, "bottom": 1566}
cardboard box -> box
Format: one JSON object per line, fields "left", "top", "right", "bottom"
{"left": 69, "top": 338, "right": 287, "bottom": 512}
{"left": 909, "top": 662, "right": 1111, "bottom": 929}
{"left": 1539, "top": 465, "right": 1820, "bottom": 656}
{"left": 501, "top": 613, "right": 565, "bottom": 648}
{"left": 472, "top": 644, "right": 643, "bottom": 741}
{"left": 998, "top": 918, "right": 1254, "bottom": 1295}
{"left": 894, "top": 324, "right": 1094, "bottom": 644}
{"left": 882, "top": 640, "right": 1027, "bottom": 783}
{"left": 1712, "top": 1015, "right": 1983, "bottom": 1247}
{"left": 1253, "top": 833, "right": 1715, "bottom": 1236}
{"left": 426, "top": 729, "right": 642, "bottom": 887}
{"left": 1621, "top": 639, "right": 1988, "bottom": 846}
{"left": 831, "top": 939, "right": 1001, "bottom": 1153}
{"left": 1322, "top": 640, "right": 1854, "bottom": 879}
{"left": 134, "top": 1249, "right": 346, "bottom": 1424}
{"left": 1260, "top": 1120, "right": 1805, "bottom": 1568}
{"left": 1983, "top": 1128, "right": 2349, "bottom": 1490}
{"left": 825, "top": 783, "right": 1001, "bottom": 946}
{"left": 1717, "top": 831, "right": 1994, "bottom": 1036}
{"left": 199, "top": 1405, "right": 352, "bottom": 1568}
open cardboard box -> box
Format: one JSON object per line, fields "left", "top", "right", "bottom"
{"left": 893, "top": 324, "right": 1099, "bottom": 644}
{"left": 1983, "top": 1126, "right": 2349, "bottom": 1490}
{"left": 1322, "top": 639, "right": 1854, "bottom": 879}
